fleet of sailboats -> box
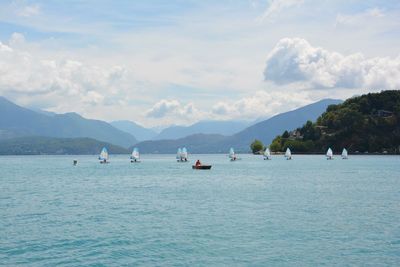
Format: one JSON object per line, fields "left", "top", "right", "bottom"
{"left": 95, "top": 146, "right": 350, "bottom": 165}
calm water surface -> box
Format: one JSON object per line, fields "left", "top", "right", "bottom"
{"left": 1, "top": 154, "right": 400, "bottom": 266}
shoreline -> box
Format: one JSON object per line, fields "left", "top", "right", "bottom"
{"left": 0, "top": 153, "right": 399, "bottom": 156}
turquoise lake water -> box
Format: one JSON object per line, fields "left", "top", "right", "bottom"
{"left": 1, "top": 154, "right": 399, "bottom": 266}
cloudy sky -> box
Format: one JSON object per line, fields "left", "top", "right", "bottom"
{"left": 0, "top": 0, "right": 399, "bottom": 127}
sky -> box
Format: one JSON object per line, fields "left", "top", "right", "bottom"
{"left": 0, "top": 0, "right": 399, "bottom": 127}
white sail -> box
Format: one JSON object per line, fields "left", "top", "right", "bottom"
{"left": 264, "top": 148, "right": 271, "bottom": 159}
{"left": 326, "top": 148, "right": 333, "bottom": 158}
{"left": 229, "top": 147, "right": 235, "bottom": 159}
{"left": 342, "top": 148, "right": 348, "bottom": 159}
{"left": 131, "top": 147, "right": 140, "bottom": 160}
{"left": 181, "top": 147, "right": 188, "bottom": 160}
{"left": 285, "top": 148, "right": 291, "bottom": 158}
{"left": 99, "top": 147, "right": 109, "bottom": 161}
{"left": 176, "top": 148, "right": 182, "bottom": 159}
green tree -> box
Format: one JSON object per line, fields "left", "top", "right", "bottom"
{"left": 250, "top": 139, "right": 264, "bottom": 154}
{"left": 282, "top": 130, "right": 290, "bottom": 138}
{"left": 270, "top": 136, "right": 282, "bottom": 152}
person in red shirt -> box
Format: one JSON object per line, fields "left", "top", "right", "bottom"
{"left": 195, "top": 159, "right": 201, "bottom": 166}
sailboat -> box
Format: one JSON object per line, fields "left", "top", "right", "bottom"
{"left": 326, "top": 147, "right": 333, "bottom": 160}
{"left": 181, "top": 147, "right": 188, "bottom": 162}
{"left": 130, "top": 147, "right": 140, "bottom": 163}
{"left": 264, "top": 148, "right": 271, "bottom": 160}
{"left": 229, "top": 147, "right": 237, "bottom": 161}
{"left": 99, "top": 147, "right": 109, "bottom": 164}
{"left": 176, "top": 148, "right": 182, "bottom": 161}
{"left": 341, "top": 148, "right": 348, "bottom": 159}
{"left": 285, "top": 147, "right": 292, "bottom": 160}
{"left": 176, "top": 148, "right": 188, "bottom": 162}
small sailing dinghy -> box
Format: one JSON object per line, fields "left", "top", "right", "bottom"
{"left": 130, "top": 147, "right": 140, "bottom": 163}
{"left": 264, "top": 148, "right": 271, "bottom": 160}
{"left": 341, "top": 148, "right": 348, "bottom": 159}
{"left": 181, "top": 147, "right": 188, "bottom": 162}
{"left": 176, "top": 148, "right": 182, "bottom": 161}
{"left": 285, "top": 147, "right": 292, "bottom": 160}
{"left": 229, "top": 147, "right": 238, "bottom": 161}
{"left": 326, "top": 148, "right": 333, "bottom": 160}
{"left": 99, "top": 147, "right": 109, "bottom": 164}
{"left": 176, "top": 147, "right": 188, "bottom": 162}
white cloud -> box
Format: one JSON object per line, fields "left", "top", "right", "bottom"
{"left": 145, "top": 91, "right": 312, "bottom": 124}
{"left": 0, "top": 41, "right": 13, "bottom": 52}
{"left": 146, "top": 99, "right": 201, "bottom": 122}
{"left": 258, "top": 0, "right": 303, "bottom": 21}
{"left": 0, "top": 1, "right": 398, "bottom": 128}
{"left": 14, "top": 2, "right": 41, "bottom": 17}
{"left": 146, "top": 100, "right": 181, "bottom": 118}
{"left": 0, "top": 33, "right": 130, "bottom": 110}
{"left": 264, "top": 38, "right": 400, "bottom": 89}
{"left": 336, "top": 8, "right": 385, "bottom": 26}
{"left": 211, "top": 90, "right": 311, "bottom": 120}
{"left": 9, "top": 32, "right": 26, "bottom": 47}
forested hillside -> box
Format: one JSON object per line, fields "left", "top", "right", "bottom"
{"left": 270, "top": 91, "right": 400, "bottom": 153}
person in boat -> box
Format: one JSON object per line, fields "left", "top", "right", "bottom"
{"left": 195, "top": 159, "right": 201, "bottom": 166}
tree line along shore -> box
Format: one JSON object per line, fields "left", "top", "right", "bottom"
{"left": 0, "top": 90, "right": 399, "bottom": 155}
{"left": 251, "top": 90, "right": 400, "bottom": 155}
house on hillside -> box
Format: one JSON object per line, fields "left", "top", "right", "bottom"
{"left": 376, "top": 110, "right": 393, "bottom": 117}
{"left": 289, "top": 130, "right": 303, "bottom": 140}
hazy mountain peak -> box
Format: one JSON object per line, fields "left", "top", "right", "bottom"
{"left": 110, "top": 120, "right": 157, "bottom": 141}
{"left": 152, "top": 120, "right": 250, "bottom": 140}
{"left": 60, "top": 112, "right": 83, "bottom": 119}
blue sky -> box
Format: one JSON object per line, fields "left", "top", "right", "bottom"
{"left": 0, "top": 0, "right": 399, "bottom": 127}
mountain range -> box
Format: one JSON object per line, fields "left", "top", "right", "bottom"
{"left": 0, "top": 136, "right": 129, "bottom": 155}
{"left": 110, "top": 120, "right": 157, "bottom": 141}
{"left": 227, "top": 98, "right": 343, "bottom": 151}
{"left": 0, "top": 96, "right": 342, "bottom": 154}
{"left": 152, "top": 120, "right": 250, "bottom": 140}
{"left": 135, "top": 99, "right": 342, "bottom": 153}
{"left": 0, "top": 96, "right": 137, "bottom": 148}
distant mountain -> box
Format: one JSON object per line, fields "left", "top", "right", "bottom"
{"left": 134, "top": 99, "right": 343, "bottom": 153}
{"left": 228, "top": 99, "right": 343, "bottom": 151}
{"left": 150, "top": 125, "right": 167, "bottom": 134}
{"left": 0, "top": 136, "right": 129, "bottom": 155}
{"left": 153, "top": 120, "right": 250, "bottom": 140}
{"left": 135, "top": 134, "right": 227, "bottom": 153}
{"left": 0, "top": 96, "right": 137, "bottom": 147}
{"left": 110, "top": 120, "right": 157, "bottom": 141}
{"left": 29, "top": 107, "right": 56, "bottom": 117}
